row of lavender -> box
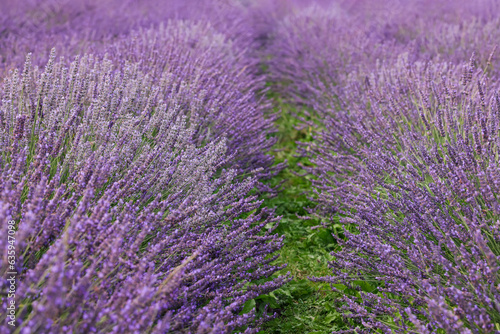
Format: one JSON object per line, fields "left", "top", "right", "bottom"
{"left": 267, "top": 0, "right": 500, "bottom": 332}
{"left": 0, "top": 1, "right": 292, "bottom": 333}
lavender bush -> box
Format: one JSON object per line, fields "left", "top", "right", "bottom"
{"left": 0, "top": 41, "right": 289, "bottom": 332}
{"left": 256, "top": 0, "right": 500, "bottom": 331}
{"left": 305, "top": 51, "right": 500, "bottom": 331}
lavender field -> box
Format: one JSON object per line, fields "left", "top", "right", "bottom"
{"left": 1, "top": 0, "right": 500, "bottom": 333}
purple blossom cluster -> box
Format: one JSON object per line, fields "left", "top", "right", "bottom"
{"left": 0, "top": 2, "right": 290, "bottom": 333}
{"left": 264, "top": 0, "right": 500, "bottom": 332}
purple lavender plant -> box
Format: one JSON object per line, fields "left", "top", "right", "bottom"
{"left": 306, "top": 54, "right": 500, "bottom": 332}
{"left": 0, "top": 48, "right": 289, "bottom": 333}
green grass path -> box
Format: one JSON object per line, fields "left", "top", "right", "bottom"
{"left": 255, "top": 100, "right": 347, "bottom": 333}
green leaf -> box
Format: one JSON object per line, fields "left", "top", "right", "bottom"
{"left": 240, "top": 299, "right": 256, "bottom": 315}
{"left": 256, "top": 293, "right": 280, "bottom": 309}
{"left": 324, "top": 312, "right": 339, "bottom": 324}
